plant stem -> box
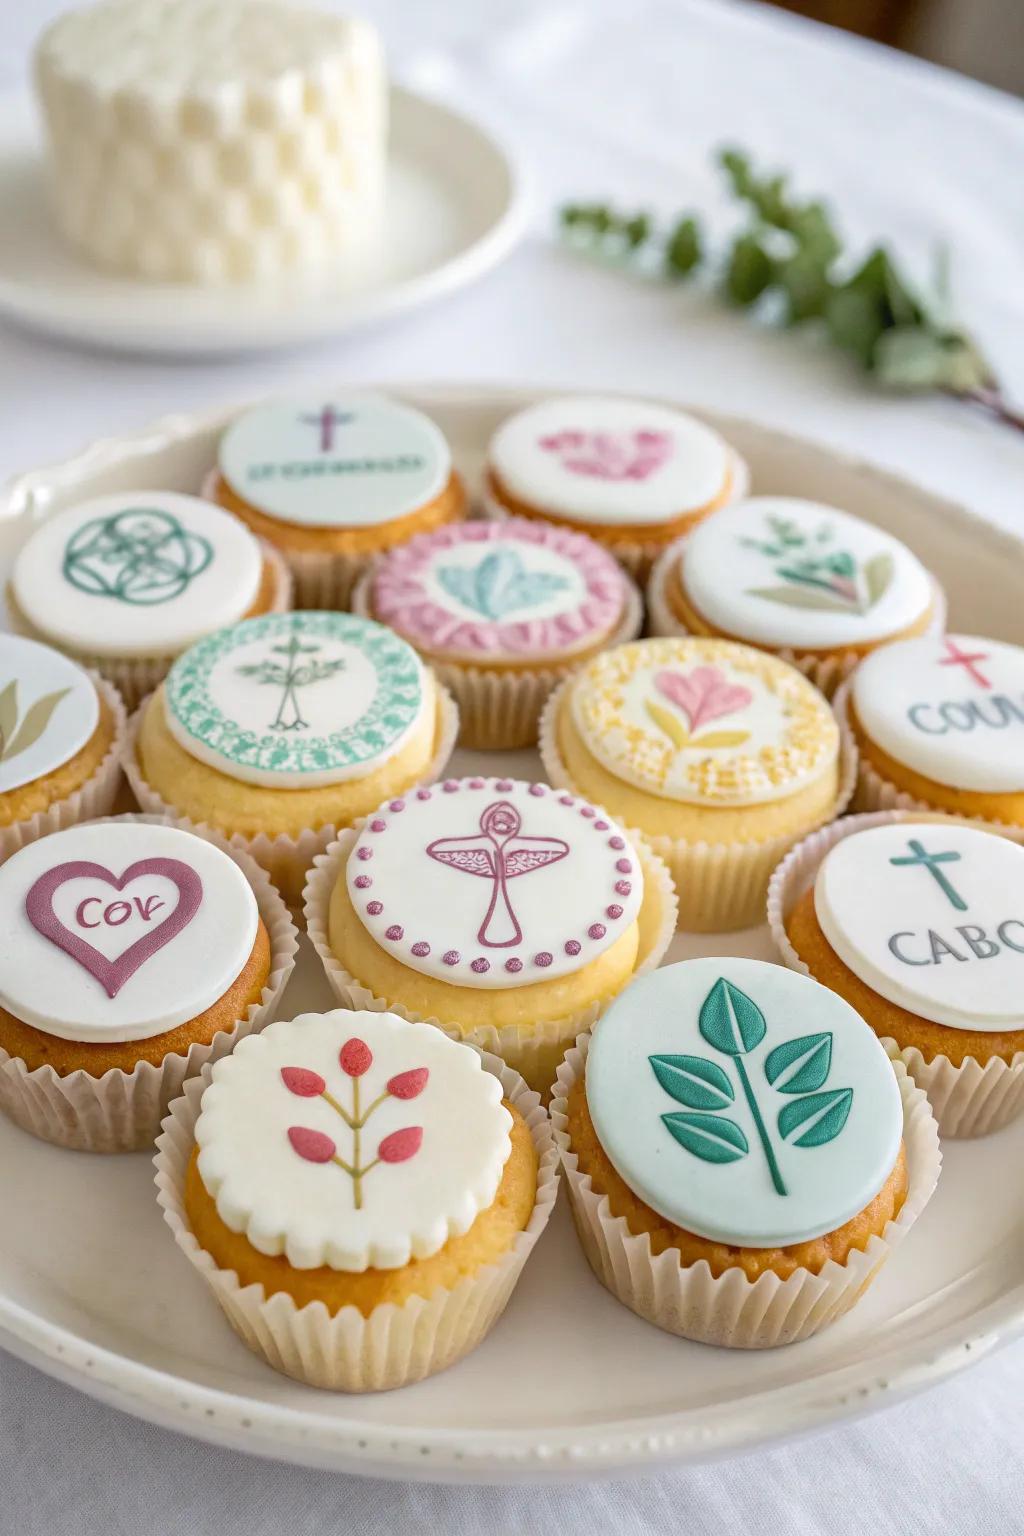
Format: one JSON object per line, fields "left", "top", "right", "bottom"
{"left": 734, "top": 1056, "right": 788, "bottom": 1197}
{"left": 322, "top": 1089, "right": 355, "bottom": 1129}
{"left": 352, "top": 1077, "right": 362, "bottom": 1211}
{"left": 957, "top": 386, "right": 1024, "bottom": 435}
{"left": 356, "top": 1091, "right": 389, "bottom": 1128}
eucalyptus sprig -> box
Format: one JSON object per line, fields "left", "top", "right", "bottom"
{"left": 559, "top": 148, "right": 1024, "bottom": 434}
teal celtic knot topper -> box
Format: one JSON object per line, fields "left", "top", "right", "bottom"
{"left": 649, "top": 976, "right": 853, "bottom": 1198}
{"left": 436, "top": 548, "right": 571, "bottom": 621}
{"left": 62, "top": 508, "right": 214, "bottom": 605}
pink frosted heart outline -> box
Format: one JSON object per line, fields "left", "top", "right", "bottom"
{"left": 25, "top": 858, "right": 204, "bottom": 999}
{"left": 654, "top": 666, "right": 754, "bottom": 733}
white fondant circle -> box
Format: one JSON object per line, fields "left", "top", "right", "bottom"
{"left": 0, "top": 822, "right": 259, "bottom": 1042}
{"left": 586, "top": 957, "right": 903, "bottom": 1248}
{"left": 488, "top": 396, "right": 731, "bottom": 526}
{"left": 11, "top": 492, "right": 263, "bottom": 659}
{"left": 852, "top": 633, "right": 1024, "bottom": 794}
{"left": 347, "top": 778, "right": 644, "bottom": 988}
{"left": 218, "top": 394, "right": 450, "bottom": 528}
{"left": 0, "top": 635, "right": 99, "bottom": 794}
{"left": 816, "top": 822, "right": 1024, "bottom": 1031}
{"left": 681, "top": 497, "right": 933, "bottom": 650}
{"left": 195, "top": 1010, "right": 512, "bottom": 1271}
{"left": 164, "top": 611, "right": 427, "bottom": 789}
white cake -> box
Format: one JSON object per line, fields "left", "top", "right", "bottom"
{"left": 34, "top": 0, "right": 387, "bottom": 285}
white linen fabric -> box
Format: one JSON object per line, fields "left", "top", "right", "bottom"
{"left": 1, "top": 0, "right": 1023, "bottom": 1530}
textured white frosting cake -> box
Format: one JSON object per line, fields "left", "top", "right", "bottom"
{"left": 34, "top": 0, "right": 387, "bottom": 285}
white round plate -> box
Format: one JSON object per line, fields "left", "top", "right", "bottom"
{"left": 1, "top": 386, "right": 1023, "bottom": 1484}
{"left": 0, "top": 90, "right": 526, "bottom": 357}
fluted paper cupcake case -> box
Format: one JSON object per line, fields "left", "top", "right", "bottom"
{"left": 154, "top": 1047, "right": 559, "bottom": 1391}
{"left": 7, "top": 542, "right": 292, "bottom": 712}
{"left": 767, "top": 808, "right": 1024, "bottom": 1138}
{"left": 0, "top": 670, "right": 127, "bottom": 864}
{"left": 537, "top": 677, "right": 858, "bottom": 933}
{"left": 351, "top": 567, "right": 644, "bottom": 750}
{"left": 121, "top": 682, "right": 461, "bottom": 912}
{"left": 550, "top": 1032, "right": 940, "bottom": 1348}
{"left": 479, "top": 450, "right": 752, "bottom": 585}
{"left": 646, "top": 543, "right": 947, "bottom": 700}
{"left": 0, "top": 813, "right": 298, "bottom": 1153}
{"left": 302, "top": 825, "right": 678, "bottom": 1096}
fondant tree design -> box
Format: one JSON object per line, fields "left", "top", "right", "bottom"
{"left": 283, "top": 1036, "right": 427, "bottom": 1210}
{"left": 649, "top": 978, "right": 853, "bottom": 1197}
{"left": 426, "top": 800, "right": 570, "bottom": 947}
{"left": 237, "top": 627, "right": 347, "bottom": 731}
{"left": 742, "top": 513, "right": 893, "bottom": 615}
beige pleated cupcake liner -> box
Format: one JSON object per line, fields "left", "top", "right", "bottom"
{"left": 767, "top": 807, "right": 1024, "bottom": 1138}
{"left": 0, "top": 671, "right": 127, "bottom": 864}
{"left": 478, "top": 450, "right": 752, "bottom": 585}
{"left": 154, "top": 1046, "right": 559, "bottom": 1391}
{"left": 351, "top": 568, "right": 644, "bottom": 750}
{"left": 550, "top": 1033, "right": 940, "bottom": 1348}
{"left": 646, "top": 547, "right": 947, "bottom": 699}
{"left": 0, "top": 814, "right": 298, "bottom": 1153}
{"left": 302, "top": 825, "right": 678, "bottom": 1096}
{"left": 7, "top": 544, "right": 293, "bottom": 712}
{"left": 121, "top": 683, "right": 461, "bottom": 912}
{"left": 536, "top": 677, "right": 858, "bottom": 932}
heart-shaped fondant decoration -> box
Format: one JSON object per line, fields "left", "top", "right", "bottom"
{"left": 654, "top": 667, "right": 753, "bottom": 733}
{"left": 25, "top": 858, "right": 203, "bottom": 998}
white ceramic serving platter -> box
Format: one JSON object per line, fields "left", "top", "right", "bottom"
{"left": 1, "top": 385, "right": 1024, "bottom": 1485}
{"left": 0, "top": 89, "right": 526, "bottom": 357}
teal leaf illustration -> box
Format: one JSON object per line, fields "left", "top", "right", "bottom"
{"left": 437, "top": 549, "right": 571, "bottom": 620}
{"left": 778, "top": 1088, "right": 853, "bottom": 1148}
{"left": 864, "top": 551, "right": 894, "bottom": 607}
{"left": 0, "top": 680, "right": 18, "bottom": 753}
{"left": 661, "top": 1112, "right": 749, "bottom": 1164}
{"left": 3, "top": 687, "right": 70, "bottom": 762}
{"left": 746, "top": 585, "right": 854, "bottom": 613}
{"left": 698, "top": 977, "right": 766, "bottom": 1057}
{"left": 649, "top": 1053, "right": 734, "bottom": 1111}
{"left": 764, "top": 1032, "right": 833, "bottom": 1094}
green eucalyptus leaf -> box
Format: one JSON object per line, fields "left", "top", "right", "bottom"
{"left": 698, "top": 978, "right": 766, "bottom": 1056}
{"left": 649, "top": 1053, "right": 734, "bottom": 1111}
{"left": 777, "top": 250, "right": 832, "bottom": 324}
{"left": 724, "top": 235, "right": 773, "bottom": 307}
{"left": 789, "top": 202, "right": 842, "bottom": 265}
{"left": 0, "top": 680, "right": 18, "bottom": 755}
{"left": 872, "top": 326, "right": 951, "bottom": 390}
{"left": 662, "top": 1112, "right": 749, "bottom": 1164}
{"left": 4, "top": 688, "right": 70, "bottom": 762}
{"left": 825, "top": 285, "right": 886, "bottom": 367}
{"left": 778, "top": 1088, "right": 853, "bottom": 1148}
{"left": 623, "top": 213, "right": 652, "bottom": 250}
{"left": 665, "top": 216, "right": 702, "bottom": 278}
{"left": 719, "top": 146, "right": 754, "bottom": 199}
{"left": 764, "top": 1032, "right": 832, "bottom": 1094}
{"left": 747, "top": 585, "right": 852, "bottom": 613}
{"left": 864, "top": 551, "right": 894, "bottom": 606}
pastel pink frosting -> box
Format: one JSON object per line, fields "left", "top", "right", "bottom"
{"left": 370, "top": 518, "right": 626, "bottom": 660}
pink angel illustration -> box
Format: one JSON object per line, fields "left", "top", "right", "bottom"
{"left": 426, "top": 800, "right": 570, "bottom": 947}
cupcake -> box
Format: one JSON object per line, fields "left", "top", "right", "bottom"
{"left": 771, "top": 814, "right": 1024, "bottom": 1138}
{"left": 125, "top": 610, "right": 458, "bottom": 906}
{"left": 353, "top": 516, "right": 642, "bottom": 749}
{"left": 539, "top": 636, "right": 853, "bottom": 932}
{"left": 647, "top": 497, "right": 942, "bottom": 696}
{"left": 203, "top": 393, "right": 467, "bottom": 607}
{"left": 8, "top": 491, "right": 290, "bottom": 708}
{"left": 0, "top": 817, "right": 296, "bottom": 1151}
{"left": 481, "top": 395, "right": 746, "bottom": 579}
{"left": 841, "top": 633, "right": 1024, "bottom": 825}
{"left": 155, "top": 1009, "right": 558, "bottom": 1391}
{"left": 0, "top": 633, "right": 125, "bottom": 862}
{"left": 305, "top": 776, "right": 676, "bottom": 1094}
{"left": 552, "top": 957, "right": 939, "bottom": 1347}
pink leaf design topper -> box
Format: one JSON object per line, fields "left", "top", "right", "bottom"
{"left": 288, "top": 1126, "right": 336, "bottom": 1163}
{"left": 655, "top": 667, "right": 753, "bottom": 734}
{"left": 281, "top": 1066, "right": 326, "bottom": 1098}
{"left": 387, "top": 1067, "right": 429, "bottom": 1100}
{"left": 339, "top": 1038, "right": 372, "bottom": 1077}
{"left": 538, "top": 428, "right": 673, "bottom": 482}
{"left": 378, "top": 1126, "right": 423, "bottom": 1164}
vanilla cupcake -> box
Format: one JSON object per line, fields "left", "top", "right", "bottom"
{"left": 126, "top": 610, "right": 458, "bottom": 906}
{"left": 0, "top": 817, "right": 295, "bottom": 1151}
{"left": 354, "top": 516, "right": 642, "bottom": 748}
{"left": 305, "top": 776, "right": 676, "bottom": 1093}
{"left": 203, "top": 393, "right": 467, "bottom": 607}
{"left": 155, "top": 1009, "right": 558, "bottom": 1391}
{"left": 482, "top": 395, "right": 746, "bottom": 579}
{"left": 539, "top": 636, "right": 852, "bottom": 931}
{"left": 552, "top": 957, "right": 939, "bottom": 1347}
{"left": 841, "top": 633, "right": 1024, "bottom": 826}
{"left": 0, "top": 634, "right": 125, "bottom": 861}
{"left": 648, "top": 497, "right": 942, "bottom": 696}
{"left": 771, "top": 814, "right": 1024, "bottom": 1137}
{"left": 8, "top": 492, "right": 290, "bottom": 708}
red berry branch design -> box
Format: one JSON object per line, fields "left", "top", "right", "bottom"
{"left": 281, "top": 1036, "right": 427, "bottom": 1210}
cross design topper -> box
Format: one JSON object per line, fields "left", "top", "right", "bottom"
{"left": 426, "top": 800, "right": 570, "bottom": 948}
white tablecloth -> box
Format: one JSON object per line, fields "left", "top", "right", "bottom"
{"left": 1, "top": 1, "right": 1023, "bottom": 1529}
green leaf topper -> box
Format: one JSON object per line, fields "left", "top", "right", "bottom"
{"left": 742, "top": 514, "right": 893, "bottom": 615}
{"left": 648, "top": 978, "right": 853, "bottom": 1198}
{"left": 0, "top": 680, "right": 71, "bottom": 765}
{"left": 436, "top": 548, "right": 571, "bottom": 621}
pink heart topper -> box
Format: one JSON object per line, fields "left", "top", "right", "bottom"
{"left": 25, "top": 858, "right": 203, "bottom": 999}
{"left": 654, "top": 667, "right": 753, "bottom": 733}
{"left": 538, "top": 429, "right": 673, "bottom": 481}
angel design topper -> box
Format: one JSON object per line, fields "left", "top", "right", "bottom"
{"left": 425, "top": 800, "right": 570, "bottom": 948}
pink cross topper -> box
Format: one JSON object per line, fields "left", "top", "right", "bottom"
{"left": 938, "top": 636, "right": 991, "bottom": 690}
{"left": 298, "top": 404, "right": 354, "bottom": 453}
{"left": 426, "top": 800, "right": 569, "bottom": 948}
